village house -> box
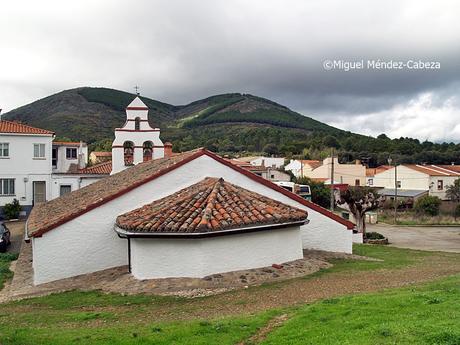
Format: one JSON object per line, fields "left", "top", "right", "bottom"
{"left": 0, "top": 121, "right": 55, "bottom": 215}
{"left": 21, "top": 96, "right": 354, "bottom": 285}
{"left": 284, "top": 159, "right": 321, "bottom": 178}
{"left": 227, "top": 159, "right": 290, "bottom": 182}
{"left": 249, "top": 156, "right": 285, "bottom": 169}
{"left": 0, "top": 121, "right": 107, "bottom": 216}
{"left": 285, "top": 157, "right": 366, "bottom": 186}
{"left": 366, "top": 165, "right": 392, "bottom": 187}
{"left": 372, "top": 164, "right": 460, "bottom": 200}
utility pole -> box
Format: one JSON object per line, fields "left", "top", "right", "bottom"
{"left": 388, "top": 156, "right": 397, "bottom": 224}
{"left": 330, "top": 148, "right": 335, "bottom": 211}
{"left": 394, "top": 163, "right": 398, "bottom": 225}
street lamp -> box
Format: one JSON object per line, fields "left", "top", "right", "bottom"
{"left": 388, "top": 157, "right": 397, "bottom": 224}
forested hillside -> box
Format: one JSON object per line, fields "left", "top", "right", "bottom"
{"left": 4, "top": 87, "right": 460, "bottom": 167}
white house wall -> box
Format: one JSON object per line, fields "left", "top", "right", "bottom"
{"left": 130, "top": 227, "right": 303, "bottom": 279}
{"left": 250, "top": 157, "right": 285, "bottom": 168}
{"left": 428, "top": 176, "right": 459, "bottom": 200}
{"left": 372, "top": 165, "right": 429, "bottom": 190}
{"left": 32, "top": 154, "right": 352, "bottom": 284}
{"left": 0, "top": 134, "right": 53, "bottom": 211}
{"left": 308, "top": 158, "right": 366, "bottom": 186}
{"left": 53, "top": 144, "right": 88, "bottom": 173}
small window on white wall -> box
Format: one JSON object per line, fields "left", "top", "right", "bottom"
{"left": 437, "top": 180, "right": 443, "bottom": 190}
{"left": 66, "top": 148, "right": 77, "bottom": 159}
{"left": 368, "top": 178, "right": 373, "bottom": 186}
{"left": 0, "top": 179, "right": 15, "bottom": 196}
{"left": 0, "top": 143, "right": 9, "bottom": 157}
{"left": 60, "top": 185, "right": 72, "bottom": 196}
{"left": 33, "top": 144, "right": 46, "bottom": 158}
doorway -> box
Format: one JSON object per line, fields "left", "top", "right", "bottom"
{"left": 33, "top": 181, "right": 46, "bottom": 205}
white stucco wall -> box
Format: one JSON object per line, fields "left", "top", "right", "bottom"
{"left": 373, "top": 165, "right": 459, "bottom": 200}
{"left": 0, "top": 133, "right": 53, "bottom": 209}
{"left": 130, "top": 227, "right": 303, "bottom": 279}
{"left": 52, "top": 144, "right": 88, "bottom": 173}
{"left": 308, "top": 158, "right": 366, "bottom": 186}
{"left": 32, "top": 153, "right": 352, "bottom": 284}
{"left": 353, "top": 232, "right": 364, "bottom": 244}
{"left": 250, "top": 157, "right": 285, "bottom": 168}
{"left": 373, "top": 165, "right": 428, "bottom": 190}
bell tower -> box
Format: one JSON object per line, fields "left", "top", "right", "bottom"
{"left": 111, "top": 96, "right": 165, "bottom": 174}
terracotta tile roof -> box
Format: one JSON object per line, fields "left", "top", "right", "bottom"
{"left": 0, "top": 120, "right": 54, "bottom": 135}
{"left": 439, "top": 165, "right": 460, "bottom": 173}
{"left": 91, "top": 151, "right": 112, "bottom": 157}
{"left": 78, "top": 161, "right": 112, "bottom": 175}
{"left": 53, "top": 141, "right": 86, "bottom": 146}
{"left": 300, "top": 160, "right": 322, "bottom": 169}
{"left": 27, "top": 148, "right": 204, "bottom": 237}
{"left": 404, "top": 164, "right": 460, "bottom": 176}
{"left": 27, "top": 148, "right": 355, "bottom": 238}
{"left": 116, "top": 177, "right": 308, "bottom": 234}
{"left": 366, "top": 165, "right": 392, "bottom": 177}
{"left": 245, "top": 165, "right": 267, "bottom": 172}
{"left": 225, "top": 158, "right": 252, "bottom": 168}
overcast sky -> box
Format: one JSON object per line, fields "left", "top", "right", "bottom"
{"left": 1, "top": 0, "right": 460, "bottom": 142}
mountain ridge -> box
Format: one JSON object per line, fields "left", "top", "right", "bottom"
{"left": 4, "top": 87, "right": 460, "bottom": 167}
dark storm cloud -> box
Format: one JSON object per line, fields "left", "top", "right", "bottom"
{"left": 1, "top": 0, "right": 460, "bottom": 141}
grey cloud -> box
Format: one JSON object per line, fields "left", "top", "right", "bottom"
{"left": 1, "top": 0, "right": 460, "bottom": 141}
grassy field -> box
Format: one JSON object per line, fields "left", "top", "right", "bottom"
{"left": 0, "top": 245, "right": 458, "bottom": 344}
{"left": 261, "top": 275, "right": 460, "bottom": 345}
{"left": 0, "top": 253, "right": 18, "bottom": 290}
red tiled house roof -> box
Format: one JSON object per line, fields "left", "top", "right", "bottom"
{"left": 0, "top": 120, "right": 54, "bottom": 135}
{"left": 91, "top": 151, "right": 112, "bottom": 157}
{"left": 53, "top": 141, "right": 86, "bottom": 146}
{"left": 405, "top": 164, "right": 460, "bottom": 176}
{"left": 78, "top": 161, "right": 112, "bottom": 175}
{"left": 366, "top": 165, "right": 392, "bottom": 177}
{"left": 27, "top": 148, "right": 354, "bottom": 238}
{"left": 116, "top": 177, "right": 308, "bottom": 235}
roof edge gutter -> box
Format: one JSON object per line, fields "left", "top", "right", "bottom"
{"left": 114, "top": 219, "right": 309, "bottom": 239}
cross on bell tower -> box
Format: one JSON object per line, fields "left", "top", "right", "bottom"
{"left": 134, "top": 85, "right": 140, "bottom": 96}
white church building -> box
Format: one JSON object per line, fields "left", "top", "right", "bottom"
{"left": 1, "top": 95, "right": 354, "bottom": 285}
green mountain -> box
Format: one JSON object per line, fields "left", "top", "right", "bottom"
{"left": 4, "top": 87, "right": 460, "bottom": 166}
{"left": 3, "top": 87, "right": 343, "bottom": 150}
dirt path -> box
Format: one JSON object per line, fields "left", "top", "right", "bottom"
{"left": 237, "top": 314, "right": 290, "bottom": 345}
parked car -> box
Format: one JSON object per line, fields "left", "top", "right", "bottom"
{"left": 0, "top": 222, "right": 11, "bottom": 253}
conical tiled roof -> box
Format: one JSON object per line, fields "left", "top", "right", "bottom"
{"left": 116, "top": 177, "right": 308, "bottom": 234}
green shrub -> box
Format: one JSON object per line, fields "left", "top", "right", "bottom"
{"left": 364, "top": 232, "right": 385, "bottom": 240}
{"left": 3, "top": 199, "right": 21, "bottom": 220}
{"left": 414, "top": 195, "right": 441, "bottom": 216}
